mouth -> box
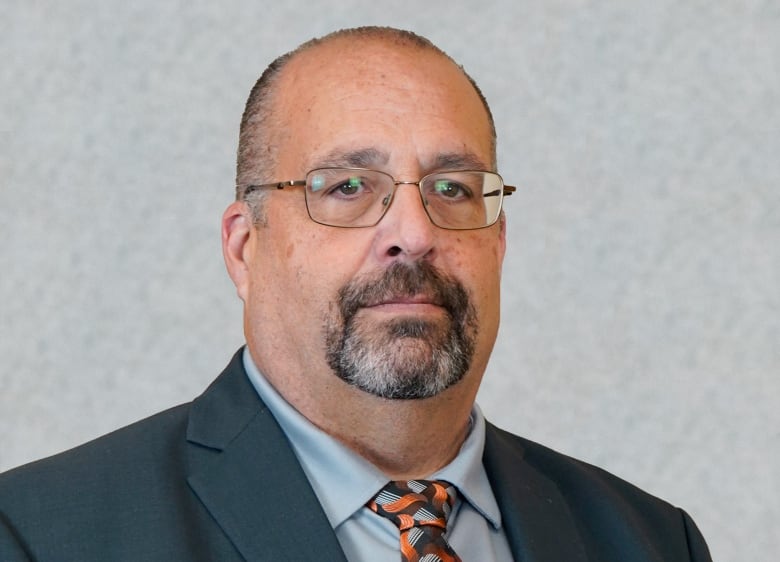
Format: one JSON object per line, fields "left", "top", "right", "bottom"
{"left": 362, "top": 294, "right": 446, "bottom": 315}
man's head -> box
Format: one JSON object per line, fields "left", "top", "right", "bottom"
{"left": 222, "top": 27, "right": 506, "bottom": 413}
{"left": 235, "top": 27, "right": 498, "bottom": 224}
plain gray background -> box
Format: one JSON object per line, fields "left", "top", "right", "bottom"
{"left": 1, "top": 1, "right": 778, "bottom": 560}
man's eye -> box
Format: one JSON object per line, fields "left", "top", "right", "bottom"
{"left": 433, "top": 180, "right": 470, "bottom": 199}
{"left": 331, "top": 176, "right": 366, "bottom": 196}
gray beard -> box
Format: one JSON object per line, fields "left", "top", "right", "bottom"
{"left": 325, "top": 262, "right": 477, "bottom": 400}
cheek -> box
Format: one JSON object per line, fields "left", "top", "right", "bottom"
{"left": 451, "top": 234, "right": 502, "bottom": 280}
{"left": 274, "top": 233, "right": 351, "bottom": 317}
{"left": 449, "top": 237, "right": 503, "bottom": 318}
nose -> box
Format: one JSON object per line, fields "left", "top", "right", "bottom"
{"left": 372, "top": 183, "right": 437, "bottom": 264}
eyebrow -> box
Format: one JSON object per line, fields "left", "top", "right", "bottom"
{"left": 430, "top": 151, "right": 491, "bottom": 172}
{"left": 314, "top": 147, "right": 390, "bottom": 169}
{"left": 310, "top": 147, "right": 490, "bottom": 173}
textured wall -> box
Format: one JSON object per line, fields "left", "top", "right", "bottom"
{"left": 1, "top": 1, "right": 777, "bottom": 559}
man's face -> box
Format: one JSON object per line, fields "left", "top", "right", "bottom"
{"left": 232, "top": 40, "right": 506, "bottom": 402}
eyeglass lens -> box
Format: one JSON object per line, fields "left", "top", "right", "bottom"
{"left": 304, "top": 168, "right": 504, "bottom": 229}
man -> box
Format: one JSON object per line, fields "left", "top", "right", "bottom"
{"left": 0, "top": 27, "right": 711, "bottom": 561}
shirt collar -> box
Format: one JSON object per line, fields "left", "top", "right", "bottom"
{"left": 242, "top": 348, "right": 502, "bottom": 530}
{"left": 430, "top": 402, "right": 502, "bottom": 529}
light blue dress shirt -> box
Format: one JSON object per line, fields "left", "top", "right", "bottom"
{"left": 243, "top": 349, "right": 514, "bottom": 561}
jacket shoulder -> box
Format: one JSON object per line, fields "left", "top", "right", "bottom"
{"left": 0, "top": 402, "right": 192, "bottom": 504}
{"left": 0, "top": 348, "right": 251, "bottom": 500}
{"left": 486, "top": 422, "right": 670, "bottom": 505}
{"left": 0, "top": 349, "right": 253, "bottom": 561}
{"left": 483, "top": 423, "right": 712, "bottom": 561}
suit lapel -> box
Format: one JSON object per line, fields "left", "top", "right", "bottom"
{"left": 184, "top": 350, "right": 347, "bottom": 562}
{"left": 484, "top": 423, "right": 589, "bottom": 562}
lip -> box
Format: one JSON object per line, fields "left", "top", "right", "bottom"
{"left": 363, "top": 294, "right": 445, "bottom": 313}
{"left": 366, "top": 302, "right": 445, "bottom": 315}
{"left": 366, "top": 293, "right": 440, "bottom": 305}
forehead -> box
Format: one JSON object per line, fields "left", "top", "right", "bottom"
{"left": 270, "top": 39, "right": 494, "bottom": 175}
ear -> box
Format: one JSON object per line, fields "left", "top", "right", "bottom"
{"left": 222, "top": 201, "right": 254, "bottom": 302}
{"left": 497, "top": 212, "right": 507, "bottom": 271}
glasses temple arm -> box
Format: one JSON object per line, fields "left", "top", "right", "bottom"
{"left": 483, "top": 185, "right": 517, "bottom": 198}
{"left": 241, "top": 180, "right": 307, "bottom": 196}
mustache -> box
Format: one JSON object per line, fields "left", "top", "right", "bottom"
{"left": 337, "top": 261, "right": 470, "bottom": 321}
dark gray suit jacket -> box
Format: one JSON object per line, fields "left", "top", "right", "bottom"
{"left": 0, "top": 350, "right": 712, "bottom": 561}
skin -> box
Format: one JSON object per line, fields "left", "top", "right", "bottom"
{"left": 222, "top": 38, "right": 506, "bottom": 480}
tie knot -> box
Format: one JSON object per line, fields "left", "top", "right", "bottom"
{"left": 368, "top": 480, "right": 456, "bottom": 532}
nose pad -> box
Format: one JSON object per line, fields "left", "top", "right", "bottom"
{"left": 378, "top": 188, "right": 429, "bottom": 223}
{"left": 374, "top": 183, "right": 437, "bottom": 262}
{"left": 381, "top": 184, "right": 429, "bottom": 214}
{"left": 386, "top": 183, "right": 434, "bottom": 226}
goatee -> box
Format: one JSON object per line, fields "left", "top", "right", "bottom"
{"left": 325, "top": 261, "right": 477, "bottom": 399}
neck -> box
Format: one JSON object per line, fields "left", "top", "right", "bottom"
{"left": 251, "top": 348, "right": 480, "bottom": 480}
{"left": 319, "top": 389, "right": 475, "bottom": 480}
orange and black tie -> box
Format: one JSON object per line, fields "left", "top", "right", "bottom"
{"left": 367, "top": 479, "right": 462, "bottom": 562}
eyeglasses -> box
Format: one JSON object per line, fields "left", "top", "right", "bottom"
{"left": 242, "top": 167, "right": 515, "bottom": 230}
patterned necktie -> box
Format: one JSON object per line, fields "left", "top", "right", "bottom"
{"left": 367, "top": 479, "right": 462, "bottom": 562}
